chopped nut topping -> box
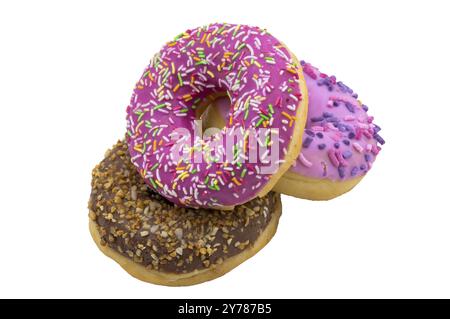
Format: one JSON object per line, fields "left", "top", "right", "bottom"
{"left": 140, "top": 231, "right": 149, "bottom": 237}
{"left": 174, "top": 228, "right": 183, "bottom": 240}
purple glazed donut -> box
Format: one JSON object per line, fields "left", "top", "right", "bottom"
{"left": 204, "top": 62, "right": 384, "bottom": 200}
{"left": 126, "top": 23, "right": 308, "bottom": 209}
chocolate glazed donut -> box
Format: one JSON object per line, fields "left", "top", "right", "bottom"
{"left": 88, "top": 140, "right": 282, "bottom": 286}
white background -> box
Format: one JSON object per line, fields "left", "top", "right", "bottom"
{"left": 1, "top": 0, "right": 449, "bottom": 298}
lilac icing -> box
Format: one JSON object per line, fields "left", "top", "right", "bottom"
{"left": 290, "top": 62, "right": 383, "bottom": 181}
{"left": 211, "top": 62, "right": 384, "bottom": 181}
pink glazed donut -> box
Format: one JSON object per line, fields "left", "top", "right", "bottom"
{"left": 204, "top": 62, "right": 384, "bottom": 200}
{"left": 126, "top": 23, "right": 308, "bottom": 209}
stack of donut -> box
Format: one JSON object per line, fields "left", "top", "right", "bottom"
{"left": 88, "top": 23, "right": 384, "bottom": 286}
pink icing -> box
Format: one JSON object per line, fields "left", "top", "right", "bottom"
{"left": 126, "top": 23, "right": 305, "bottom": 208}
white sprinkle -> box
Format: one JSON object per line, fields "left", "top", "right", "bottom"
{"left": 353, "top": 142, "right": 364, "bottom": 153}
{"left": 299, "top": 153, "right": 313, "bottom": 167}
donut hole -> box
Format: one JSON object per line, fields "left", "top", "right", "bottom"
{"left": 198, "top": 95, "right": 230, "bottom": 135}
